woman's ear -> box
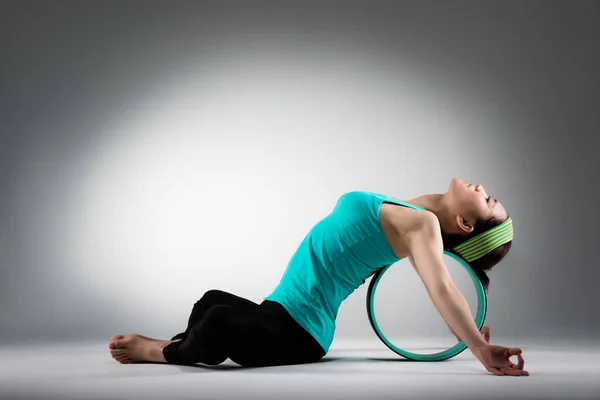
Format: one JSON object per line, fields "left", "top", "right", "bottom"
{"left": 455, "top": 214, "right": 475, "bottom": 235}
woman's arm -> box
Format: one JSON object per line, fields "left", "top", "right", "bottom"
{"left": 405, "top": 212, "right": 488, "bottom": 351}
{"left": 447, "top": 321, "right": 461, "bottom": 341}
{"left": 403, "top": 211, "right": 527, "bottom": 376}
{"left": 447, "top": 321, "right": 491, "bottom": 343}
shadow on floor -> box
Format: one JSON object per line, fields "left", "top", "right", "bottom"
{"left": 162, "top": 355, "right": 481, "bottom": 376}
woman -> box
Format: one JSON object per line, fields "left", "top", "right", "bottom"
{"left": 108, "top": 177, "right": 529, "bottom": 377}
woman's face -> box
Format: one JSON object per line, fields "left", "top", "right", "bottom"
{"left": 447, "top": 177, "right": 508, "bottom": 225}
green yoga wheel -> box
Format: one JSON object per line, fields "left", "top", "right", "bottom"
{"left": 366, "top": 250, "right": 487, "bottom": 361}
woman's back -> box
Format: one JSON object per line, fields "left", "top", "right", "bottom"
{"left": 264, "top": 191, "right": 425, "bottom": 353}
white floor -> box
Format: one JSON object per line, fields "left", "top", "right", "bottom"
{"left": 0, "top": 339, "right": 598, "bottom": 400}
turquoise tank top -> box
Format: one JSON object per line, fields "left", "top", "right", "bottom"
{"left": 264, "top": 191, "right": 425, "bottom": 353}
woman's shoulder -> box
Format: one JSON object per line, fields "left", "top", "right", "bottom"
{"left": 383, "top": 200, "right": 439, "bottom": 236}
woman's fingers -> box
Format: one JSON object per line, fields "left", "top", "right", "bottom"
{"left": 502, "top": 354, "right": 528, "bottom": 376}
{"left": 506, "top": 350, "right": 524, "bottom": 369}
{"left": 480, "top": 326, "right": 490, "bottom": 342}
{"left": 517, "top": 354, "right": 525, "bottom": 370}
{"left": 508, "top": 347, "right": 522, "bottom": 356}
{"left": 502, "top": 367, "right": 528, "bottom": 376}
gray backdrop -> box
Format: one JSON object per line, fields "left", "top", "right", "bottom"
{"left": 1, "top": 0, "right": 599, "bottom": 345}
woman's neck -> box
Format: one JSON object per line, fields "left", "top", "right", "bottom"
{"left": 405, "top": 193, "right": 456, "bottom": 233}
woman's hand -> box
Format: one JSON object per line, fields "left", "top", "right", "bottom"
{"left": 471, "top": 343, "right": 529, "bottom": 376}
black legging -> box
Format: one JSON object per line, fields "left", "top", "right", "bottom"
{"left": 161, "top": 290, "right": 326, "bottom": 367}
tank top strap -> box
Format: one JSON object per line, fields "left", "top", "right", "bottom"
{"left": 370, "top": 192, "right": 426, "bottom": 211}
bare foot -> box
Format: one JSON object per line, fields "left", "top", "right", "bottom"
{"left": 110, "top": 333, "right": 164, "bottom": 344}
{"left": 108, "top": 333, "right": 181, "bottom": 364}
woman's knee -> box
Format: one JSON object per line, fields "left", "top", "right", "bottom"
{"left": 194, "top": 289, "right": 227, "bottom": 309}
{"left": 196, "top": 305, "right": 232, "bottom": 334}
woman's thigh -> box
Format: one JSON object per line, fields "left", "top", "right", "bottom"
{"left": 188, "top": 290, "right": 261, "bottom": 326}
{"left": 225, "top": 304, "right": 325, "bottom": 367}
{"left": 171, "top": 290, "right": 261, "bottom": 341}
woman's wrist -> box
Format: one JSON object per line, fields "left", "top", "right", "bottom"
{"left": 469, "top": 337, "right": 489, "bottom": 353}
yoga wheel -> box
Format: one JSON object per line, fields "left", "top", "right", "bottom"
{"left": 366, "top": 250, "right": 487, "bottom": 361}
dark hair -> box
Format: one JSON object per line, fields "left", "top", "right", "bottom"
{"left": 441, "top": 216, "right": 512, "bottom": 291}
